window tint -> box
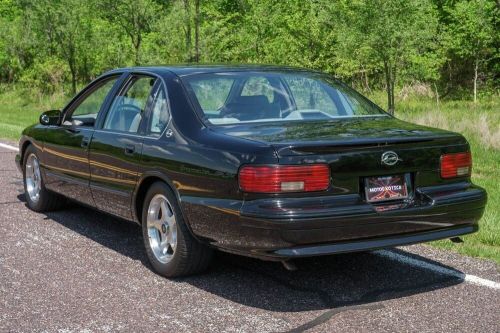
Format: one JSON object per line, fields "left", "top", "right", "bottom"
{"left": 70, "top": 77, "right": 118, "bottom": 124}
{"left": 149, "top": 87, "right": 169, "bottom": 136}
{"left": 183, "top": 72, "right": 387, "bottom": 125}
{"left": 284, "top": 77, "right": 337, "bottom": 114}
{"left": 189, "top": 77, "right": 234, "bottom": 112}
{"left": 103, "top": 76, "right": 156, "bottom": 133}
{"left": 336, "top": 87, "right": 374, "bottom": 116}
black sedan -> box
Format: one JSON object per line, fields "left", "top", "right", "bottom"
{"left": 16, "top": 66, "right": 487, "bottom": 277}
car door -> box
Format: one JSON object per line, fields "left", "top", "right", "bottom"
{"left": 89, "top": 74, "right": 159, "bottom": 219}
{"left": 41, "top": 74, "right": 123, "bottom": 206}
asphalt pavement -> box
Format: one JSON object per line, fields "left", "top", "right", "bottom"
{"left": 0, "top": 140, "right": 499, "bottom": 333}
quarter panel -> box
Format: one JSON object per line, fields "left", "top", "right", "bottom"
{"left": 138, "top": 133, "right": 277, "bottom": 240}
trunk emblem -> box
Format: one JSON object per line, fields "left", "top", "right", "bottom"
{"left": 381, "top": 151, "right": 402, "bottom": 166}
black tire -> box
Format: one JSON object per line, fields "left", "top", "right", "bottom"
{"left": 141, "top": 181, "right": 213, "bottom": 277}
{"left": 23, "top": 145, "right": 65, "bottom": 212}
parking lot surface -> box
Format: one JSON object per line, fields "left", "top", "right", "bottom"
{"left": 0, "top": 141, "right": 499, "bottom": 332}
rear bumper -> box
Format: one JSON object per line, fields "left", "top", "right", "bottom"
{"left": 182, "top": 182, "right": 487, "bottom": 260}
{"left": 270, "top": 225, "right": 477, "bottom": 258}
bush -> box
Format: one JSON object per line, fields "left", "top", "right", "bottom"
{"left": 20, "top": 59, "right": 68, "bottom": 95}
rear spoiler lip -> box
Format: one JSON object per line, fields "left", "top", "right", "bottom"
{"left": 273, "top": 135, "right": 467, "bottom": 156}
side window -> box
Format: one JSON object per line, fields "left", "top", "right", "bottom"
{"left": 241, "top": 77, "right": 274, "bottom": 103}
{"left": 148, "top": 87, "right": 170, "bottom": 136}
{"left": 103, "top": 76, "right": 156, "bottom": 133}
{"left": 68, "top": 77, "right": 119, "bottom": 126}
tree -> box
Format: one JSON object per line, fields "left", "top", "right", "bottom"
{"left": 99, "top": 0, "right": 161, "bottom": 65}
{"left": 180, "top": 0, "right": 193, "bottom": 61}
{"left": 334, "top": 0, "right": 440, "bottom": 114}
{"left": 23, "top": 0, "right": 94, "bottom": 94}
{"left": 0, "top": 0, "right": 497, "bottom": 100}
{"left": 194, "top": 0, "right": 201, "bottom": 62}
{"left": 0, "top": 1, "right": 27, "bottom": 83}
{"left": 445, "top": 0, "right": 497, "bottom": 103}
{"left": 178, "top": 0, "right": 202, "bottom": 62}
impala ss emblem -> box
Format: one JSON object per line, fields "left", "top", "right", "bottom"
{"left": 381, "top": 151, "right": 402, "bottom": 166}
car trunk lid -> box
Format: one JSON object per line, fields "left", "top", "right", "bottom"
{"left": 215, "top": 116, "right": 466, "bottom": 157}
{"left": 217, "top": 116, "right": 469, "bottom": 199}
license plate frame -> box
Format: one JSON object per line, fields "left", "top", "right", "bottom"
{"left": 365, "top": 175, "right": 408, "bottom": 203}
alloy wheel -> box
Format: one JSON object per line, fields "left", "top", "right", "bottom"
{"left": 146, "top": 194, "right": 178, "bottom": 264}
{"left": 25, "top": 153, "right": 41, "bottom": 203}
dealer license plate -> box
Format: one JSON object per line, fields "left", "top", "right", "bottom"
{"left": 365, "top": 175, "right": 408, "bottom": 203}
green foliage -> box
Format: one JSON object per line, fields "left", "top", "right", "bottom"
{"left": 0, "top": 85, "right": 68, "bottom": 138}
{"left": 19, "top": 0, "right": 97, "bottom": 93}
{"left": 445, "top": 0, "right": 496, "bottom": 61}
{"left": 444, "top": 0, "right": 498, "bottom": 102}
{"left": 98, "top": 0, "right": 163, "bottom": 65}
{"left": 0, "top": 0, "right": 498, "bottom": 109}
{"left": 20, "top": 59, "right": 68, "bottom": 94}
{"left": 333, "top": 0, "right": 443, "bottom": 113}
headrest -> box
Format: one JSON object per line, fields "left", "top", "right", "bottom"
{"left": 235, "top": 95, "right": 270, "bottom": 106}
{"left": 220, "top": 95, "right": 272, "bottom": 121}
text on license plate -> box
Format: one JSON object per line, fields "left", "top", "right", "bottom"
{"left": 365, "top": 175, "right": 408, "bottom": 203}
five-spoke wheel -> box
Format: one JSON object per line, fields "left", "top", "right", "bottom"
{"left": 146, "top": 194, "right": 178, "bottom": 264}
{"left": 23, "top": 145, "right": 64, "bottom": 212}
{"left": 142, "top": 182, "right": 212, "bottom": 277}
{"left": 25, "top": 153, "right": 42, "bottom": 204}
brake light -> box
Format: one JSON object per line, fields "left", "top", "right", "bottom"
{"left": 239, "top": 164, "right": 330, "bottom": 193}
{"left": 440, "top": 152, "right": 472, "bottom": 178}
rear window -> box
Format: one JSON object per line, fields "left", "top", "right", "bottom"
{"left": 182, "top": 71, "right": 387, "bottom": 125}
{"left": 189, "top": 77, "right": 234, "bottom": 113}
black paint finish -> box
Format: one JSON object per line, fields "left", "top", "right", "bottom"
{"left": 16, "top": 65, "right": 487, "bottom": 261}
{"left": 42, "top": 126, "right": 95, "bottom": 207}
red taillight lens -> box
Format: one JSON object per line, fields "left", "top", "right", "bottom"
{"left": 239, "top": 164, "right": 330, "bottom": 193}
{"left": 440, "top": 152, "right": 472, "bottom": 179}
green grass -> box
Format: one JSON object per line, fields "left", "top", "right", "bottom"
{"left": 0, "top": 87, "right": 498, "bottom": 263}
{"left": 369, "top": 93, "right": 499, "bottom": 264}
{"left": 0, "top": 87, "right": 69, "bottom": 139}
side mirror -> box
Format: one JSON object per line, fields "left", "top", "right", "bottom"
{"left": 40, "top": 110, "right": 62, "bottom": 126}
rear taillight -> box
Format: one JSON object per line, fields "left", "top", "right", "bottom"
{"left": 440, "top": 152, "right": 472, "bottom": 179}
{"left": 238, "top": 164, "right": 330, "bottom": 193}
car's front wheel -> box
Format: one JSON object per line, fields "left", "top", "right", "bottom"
{"left": 23, "top": 145, "right": 65, "bottom": 212}
{"left": 142, "top": 182, "right": 213, "bottom": 277}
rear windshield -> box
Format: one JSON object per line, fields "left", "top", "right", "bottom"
{"left": 182, "top": 71, "right": 387, "bottom": 125}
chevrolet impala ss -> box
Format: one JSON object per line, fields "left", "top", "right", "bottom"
{"left": 16, "top": 66, "right": 487, "bottom": 277}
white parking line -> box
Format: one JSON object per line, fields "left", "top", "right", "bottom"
{"left": 0, "top": 142, "right": 19, "bottom": 152}
{"left": 375, "top": 250, "right": 500, "bottom": 290}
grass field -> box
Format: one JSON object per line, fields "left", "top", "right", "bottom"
{"left": 0, "top": 87, "right": 498, "bottom": 264}
{"left": 0, "top": 87, "right": 69, "bottom": 139}
{"left": 370, "top": 93, "right": 499, "bottom": 263}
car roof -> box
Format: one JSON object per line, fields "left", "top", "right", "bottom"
{"left": 107, "top": 64, "right": 317, "bottom": 77}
